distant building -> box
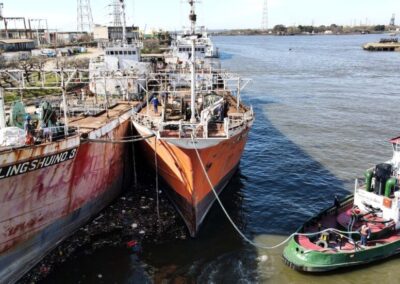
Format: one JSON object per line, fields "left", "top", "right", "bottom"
{"left": 48, "top": 31, "right": 90, "bottom": 45}
{"left": 93, "top": 25, "right": 139, "bottom": 43}
{"left": 0, "top": 39, "right": 35, "bottom": 52}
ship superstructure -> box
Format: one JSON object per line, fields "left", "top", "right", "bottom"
{"left": 89, "top": 0, "right": 151, "bottom": 98}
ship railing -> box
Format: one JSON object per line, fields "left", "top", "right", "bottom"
{"left": 227, "top": 110, "right": 254, "bottom": 132}
{"left": 1, "top": 125, "right": 79, "bottom": 150}
{"left": 354, "top": 177, "right": 367, "bottom": 192}
{"left": 32, "top": 125, "right": 79, "bottom": 143}
{"left": 132, "top": 112, "right": 161, "bottom": 130}
{"left": 159, "top": 121, "right": 205, "bottom": 139}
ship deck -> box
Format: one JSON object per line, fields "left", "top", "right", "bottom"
{"left": 69, "top": 102, "right": 136, "bottom": 134}
{"left": 0, "top": 102, "right": 138, "bottom": 153}
{"left": 137, "top": 89, "right": 248, "bottom": 138}
{"left": 297, "top": 204, "right": 399, "bottom": 253}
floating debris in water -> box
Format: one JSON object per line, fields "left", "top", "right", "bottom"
{"left": 19, "top": 183, "right": 187, "bottom": 283}
{"left": 257, "top": 255, "right": 268, "bottom": 262}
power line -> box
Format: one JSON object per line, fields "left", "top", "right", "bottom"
{"left": 261, "top": 0, "right": 268, "bottom": 30}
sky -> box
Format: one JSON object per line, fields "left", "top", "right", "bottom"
{"left": 1, "top": 0, "right": 399, "bottom": 31}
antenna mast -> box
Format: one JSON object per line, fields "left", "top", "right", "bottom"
{"left": 188, "top": 0, "right": 199, "bottom": 123}
{"left": 77, "top": 0, "right": 94, "bottom": 32}
{"left": 120, "top": 0, "right": 127, "bottom": 43}
{"left": 188, "top": 0, "right": 197, "bottom": 35}
{"left": 261, "top": 0, "right": 268, "bottom": 30}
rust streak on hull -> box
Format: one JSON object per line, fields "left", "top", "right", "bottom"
{"left": 0, "top": 105, "right": 133, "bottom": 283}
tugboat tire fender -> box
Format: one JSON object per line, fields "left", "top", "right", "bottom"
{"left": 315, "top": 240, "right": 328, "bottom": 249}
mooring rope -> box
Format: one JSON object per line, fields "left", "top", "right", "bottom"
{"left": 129, "top": 123, "right": 138, "bottom": 187}
{"left": 190, "top": 135, "right": 360, "bottom": 250}
{"left": 84, "top": 134, "right": 155, "bottom": 144}
{"left": 154, "top": 135, "right": 160, "bottom": 220}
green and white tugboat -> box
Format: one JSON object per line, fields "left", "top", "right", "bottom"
{"left": 283, "top": 136, "right": 400, "bottom": 272}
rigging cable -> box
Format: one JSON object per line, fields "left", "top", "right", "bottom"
{"left": 83, "top": 134, "right": 155, "bottom": 144}
{"left": 130, "top": 123, "right": 138, "bottom": 186}
{"left": 191, "top": 135, "right": 360, "bottom": 250}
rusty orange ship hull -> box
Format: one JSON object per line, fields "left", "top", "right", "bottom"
{"left": 0, "top": 105, "right": 133, "bottom": 283}
{"left": 134, "top": 122, "right": 250, "bottom": 236}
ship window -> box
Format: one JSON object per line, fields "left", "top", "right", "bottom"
{"left": 124, "top": 51, "right": 128, "bottom": 55}
{"left": 393, "top": 143, "right": 400, "bottom": 152}
{"left": 127, "top": 51, "right": 132, "bottom": 55}
{"left": 110, "top": 51, "right": 114, "bottom": 55}
{"left": 132, "top": 51, "right": 136, "bottom": 55}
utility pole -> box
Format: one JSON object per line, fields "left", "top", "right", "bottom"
{"left": 261, "top": 0, "right": 268, "bottom": 30}
{"left": 29, "top": 19, "right": 46, "bottom": 47}
{"left": 390, "top": 14, "right": 395, "bottom": 26}
{"left": 0, "top": 3, "right": 3, "bottom": 20}
{"left": 77, "top": 0, "right": 94, "bottom": 32}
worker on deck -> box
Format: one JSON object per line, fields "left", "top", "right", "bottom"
{"left": 152, "top": 96, "right": 159, "bottom": 114}
{"left": 24, "top": 115, "right": 34, "bottom": 145}
{"left": 360, "top": 223, "right": 371, "bottom": 246}
{"left": 334, "top": 195, "right": 340, "bottom": 215}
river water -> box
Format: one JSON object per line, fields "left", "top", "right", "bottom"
{"left": 40, "top": 35, "right": 400, "bottom": 283}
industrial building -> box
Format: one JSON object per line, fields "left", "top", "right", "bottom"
{"left": 0, "top": 39, "right": 35, "bottom": 52}
{"left": 93, "top": 25, "right": 139, "bottom": 44}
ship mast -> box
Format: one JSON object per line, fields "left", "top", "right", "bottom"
{"left": 0, "top": 88, "right": 5, "bottom": 129}
{"left": 188, "top": 0, "right": 197, "bottom": 35}
{"left": 189, "top": 0, "right": 197, "bottom": 123}
{"left": 120, "top": 0, "right": 127, "bottom": 43}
